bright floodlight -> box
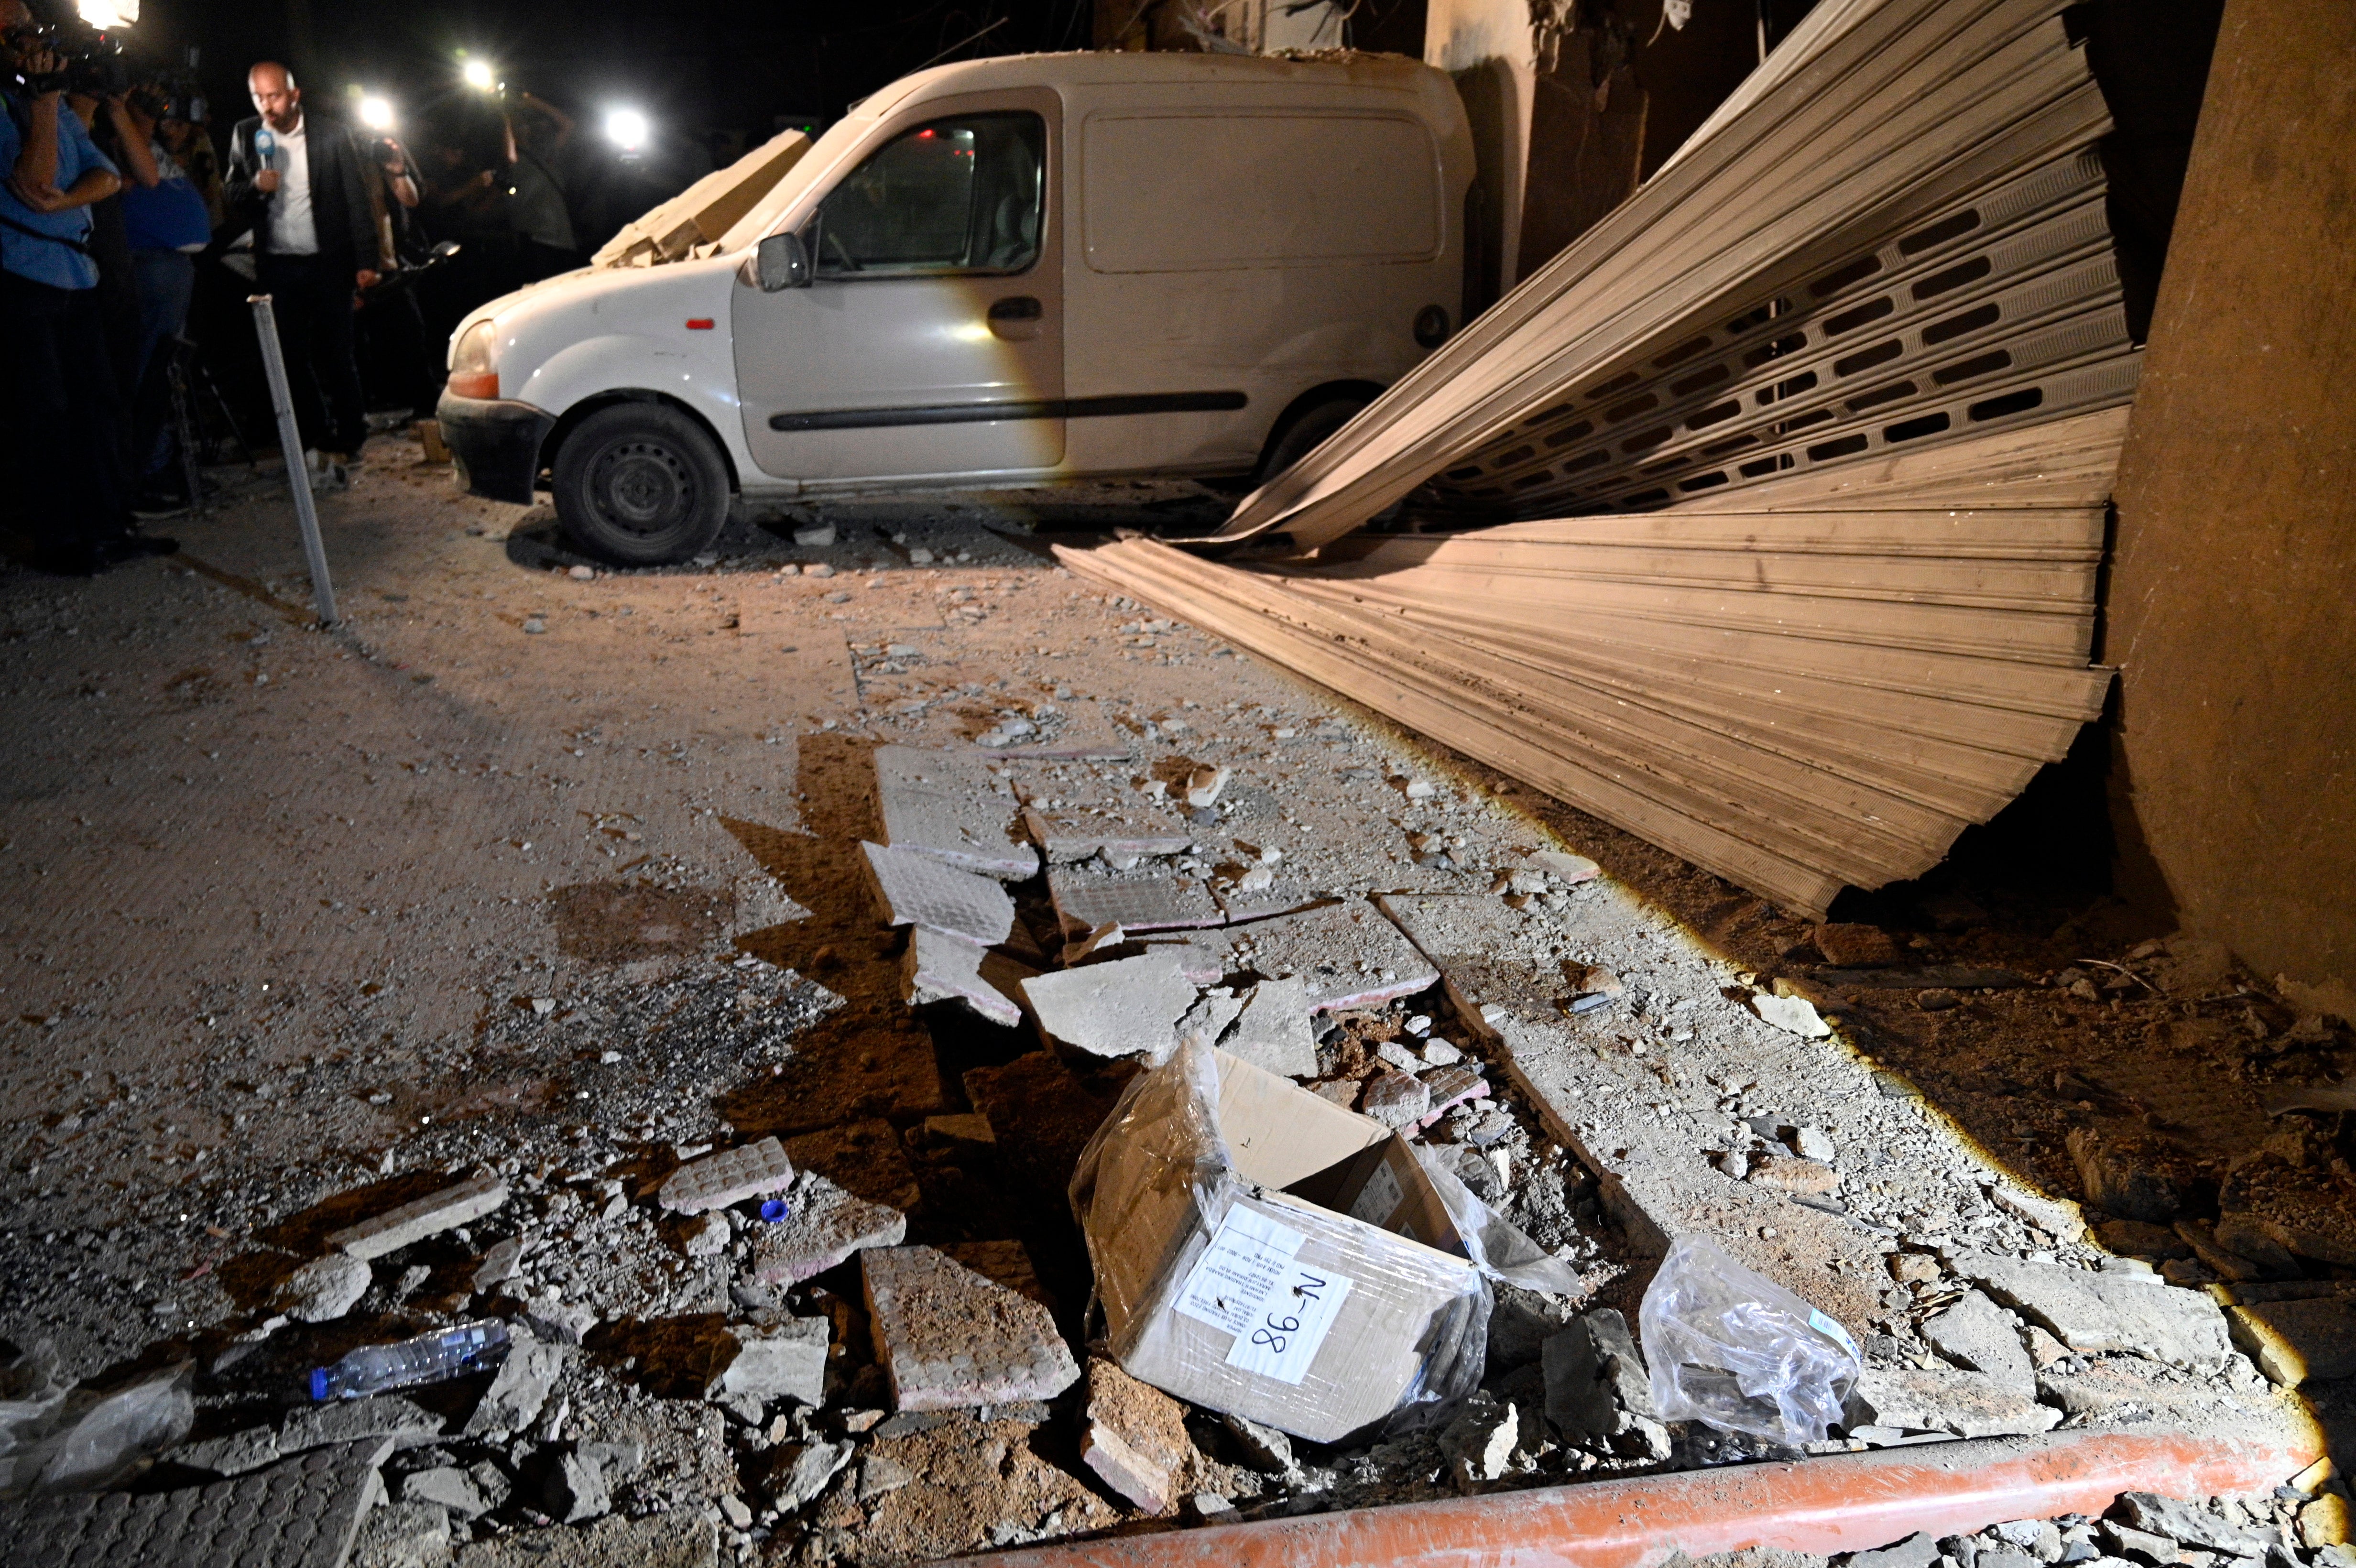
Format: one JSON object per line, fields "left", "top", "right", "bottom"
{"left": 77, "top": 0, "right": 138, "bottom": 25}
{"left": 460, "top": 58, "right": 496, "bottom": 91}
{"left": 358, "top": 95, "right": 395, "bottom": 131}
{"left": 604, "top": 108, "right": 649, "bottom": 152}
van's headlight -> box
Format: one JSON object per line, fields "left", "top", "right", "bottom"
{"left": 448, "top": 321, "right": 500, "bottom": 400}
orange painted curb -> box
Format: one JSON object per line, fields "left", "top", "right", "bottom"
{"left": 959, "top": 1429, "right": 2321, "bottom": 1568}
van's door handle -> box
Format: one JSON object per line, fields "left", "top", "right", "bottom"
{"left": 987, "top": 294, "right": 1045, "bottom": 342}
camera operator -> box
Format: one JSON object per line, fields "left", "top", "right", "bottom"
{"left": 222, "top": 60, "right": 378, "bottom": 480}
{"left": 1, "top": 0, "right": 175, "bottom": 573}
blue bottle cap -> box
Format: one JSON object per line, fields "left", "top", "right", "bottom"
{"left": 759, "top": 1199, "right": 790, "bottom": 1222}
{"left": 309, "top": 1367, "right": 330, "bottom": 1401}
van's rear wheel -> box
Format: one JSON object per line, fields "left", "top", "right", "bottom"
{"left": 1258, "top": 392, "right": 1371, "bottom": 485}
{"left": 552, "top": 403, "right": 731, "bottom": 566}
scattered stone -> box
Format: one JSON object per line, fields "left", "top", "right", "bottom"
{"left": 404, "top": 1466, "right": 493, "bottom": 1519}
{"left": 1360, "top": 1069, "right": 1433, "bottom": 1129}
{"left": 1418, "top": 1065, "right": 1491, "bottom": 1127}
{"left": 1079, "top": 1357, "right": 1196, "bottom": 1514}
{"left": 1847, "top": 1534, "right": 1943, "bottom": 1568}
{"left": 1813, "top": 925, "right": 1904, "bottom": 968}
{"left": 858, "top": 1454, "right": 916, "bottom": 1500}
{"left": 1992, "top": 1519, "right": 2063, "bottom": 1560}
{"left": 1752, "top": 991, "right": 1832, "bottom": 1038}
{"left": 682, "top": 1212, "right": 731, "bottom": 1258}
{"left": 861, "top": 839, "right": 1016, "bottom": 945}
{"left": 862, "top": 1245, "right": 1082, "bottom": 1411}
{"left": 1183, "top": 766, "right": 1232, "bottom": 807}
{"left": 2100, "top": 1521, "right": 2181, "bottom": 1564}
{"left": 518, "top": 1296, "right": 598, "bottom": 1345}
{"left": 1543, "top": 1309, "right": 1664, "bottom": 1455}
{"left": 1219, "top": 977, "right": 1319, "bottom": 1077}
{"left": 469, "top": 1236, "right": 524, "bottom": 1291}
{"left": 1891, "top": 1253, "right": 1943, "bottom": 1286}
{"left": 1440, "top": 1391, "right": 1519, "bottom": 1483}
{"left": 280, "top": 1394, "right": 445, "bottom": 1453}
{"left": 1950, "top": 1253, "right": 2233, "bottom": 1365}
{"left": 1221, "top": 1411, "right": 1296, "bottom": 1476}
{"left": 2227, "top": 1296, "right": 2356, "bottom": 1387}
{"left": 276, "top": 1253, "right": 372, "bottom": 1323}
{"left": 450, "top": 1510, "right": 716, "bottom": 1568}
{"left": 765, "top": 1440, "right": 855, "bottom": 1514}
{"left": 543, "top": 1449, "right": 611, "bottom": 1524}
{"left": 1528, "top": 850, "right": 1600, "bottom": 885}
{"left": 794, "top": 519, "right": 837, "bottom": 547}
{"left": 659, "top": 1135, "right": 796, "bottom": 1215}
{"left": 1749, "top": 1155, "right": 1841, "bottom": 1196}
{"left": 2068, "top": 1128, "right": 2182, "bottom": 1222}
{"left": 2116, "top": 1493, "right": 2269, "bottom": 1553}
{"left": 461, "top": 1331, "right": 566, "bottom": 1437}
{"left": 327, "top": 1174, "right": 509, "bottom": 1260}
{"left": 1923, "top": 1291, "right": 2037, "bottom": 1391}
{"left": 1423, "top": 1038, "right": 1464, "bottom": 1066}
{"left": 748, "top": 1169, "right": 909, "bottom": 1285}
{"left": 901, "top": 926, "right": 1029, "bottom": 1027}
{"left": 1790, "top": 1126, "right": 1837, "bottom": 1162}
{"left": 351, "top": 1499, "right": 451, "bottom": 1568}
{"left": 2301, "top": 1496, "right": 2352, "bottom": 1550}
{"left": 1020, "top": 950, "right": 1199, "bottom": 1060}
{"left": 710, "top": 1318, "right": 830, "bottom": 1406}
{"left": 1847, "top": 1367, "right": 2060, "bottom": 1437}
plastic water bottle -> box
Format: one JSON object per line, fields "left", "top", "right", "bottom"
{"left": 308, "top": 1319, "right": 509, "bottom": 1401}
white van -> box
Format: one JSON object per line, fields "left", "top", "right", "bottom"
{"left": 436, "top": 51, "right": 1472, "bottom": 564}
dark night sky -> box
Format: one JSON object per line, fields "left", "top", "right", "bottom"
{"left": 93, "top": 0, "right": 1094, "bottom": 173}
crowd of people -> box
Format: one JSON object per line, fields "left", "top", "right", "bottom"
{"left": 1, "top": 0, "right": 653, "bottom": 577}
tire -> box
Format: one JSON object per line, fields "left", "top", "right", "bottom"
{"left": 551, "top": 403, "right": 732, "bottom": 566}
{"left": 1257, "top": 393, "right": 1371, "bottom": 485}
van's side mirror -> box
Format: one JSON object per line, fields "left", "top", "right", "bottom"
{"left": 756, "top": 231, "right": 812, "bottom": 292}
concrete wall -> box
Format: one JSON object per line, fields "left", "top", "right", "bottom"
{"left": 1423, "top": 0, "right": 1536, "bottom": 308}
{"left": 2101, "top": 0, "right": 2356, "bottom": 997}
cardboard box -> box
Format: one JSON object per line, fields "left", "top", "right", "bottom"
{"left": 1071, "top": 1047, "right": 1488, "bottom": 1443}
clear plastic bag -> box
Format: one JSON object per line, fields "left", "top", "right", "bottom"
{"left": 1637, "top": 1235, "right": 1859, "bottom": 1447}
{"left": 0, "top": 1359, "right": 193, "bottom": 1496}
{"left": 1410, "top": 1143, "right": 1583, "bottom": 1298}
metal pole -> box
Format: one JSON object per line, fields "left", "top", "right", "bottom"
{"left": 246, "top": 293, "right": 339, "bottom": 626}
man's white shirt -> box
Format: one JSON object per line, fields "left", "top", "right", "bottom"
{"left": 264, "top": 111, "right": 319, "bottom": 255}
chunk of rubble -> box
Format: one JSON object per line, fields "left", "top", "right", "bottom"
{"left": 1846, "top": 1366, "right": 2060, "bottom": 1437}
{"left": 1078, "top": 1357, "right": 1197, "bottom": 1515}
{"left": 764, "top": 1440, "right": 855, "bottom": 1514}
{"left": 1047, "top": 866, "right": 1222, "bottom": 934}
{"left": 2067, "top": 1126, "right": 2182, "bottom": 1222}
{"left": 871, "top": 745, "right": 1040, "bottom": 880}
{"left": 1175, "top": 987, "right": 1244, "bottom": 1053}
{"left": 1440, "top": 1391, "right": 1519, "bottom": 1482}
{"left": 1748, "top": 1154, "right": 1840, "bottom": 1196}
{"left": 1022, "top": 804, "right": 1192, "bottom": 864}
{"left": 861, "top": 1245, "right": 1082, "bottom": 1412}
{"left": 1948, "top": 1252, "right": 2233, "bottom": 1365}
{"left": 1221, "top": 977, "right": 1318, "bottom": 1078}
{"left": 353, "top": 1497, "right": 452, "bottom": 1565}
{"left": 1528, "top": 850, "right": 1600, "bottom": 885}
{"left": 461, "top": 1330, "right": 566, "bottom": 1437}
{"left": 1020, "top": 950, "right": 1199, "bottom": 1060}
{"left": 1182, "top": 766, "right": 1232, "bottom": 808}
{"left": 281, "top": 1394, "right": 446, "bottom": 1453}
{"left": 860, "top": 840, "right": 1015, "bottom": 945}
{"left": 2117, "top": 1493, "right": 2272, "bottom": 1553}
{"left": 710, "top": 1318, "right": 830, "bottom": 1406}
{"left": 1360, "top": 1070, "right": 1432, "bottom": 1129}
{"left": 1543, "top": 1309, "right": 1667, "bottom": 1458}
{"left": 1812, "top": 924, "right": 1904, "bottom": 967}
{"left": 1211, "top": 900, "right": 1440, "bottom": 1011}
{"left": 1921, "top": 1290, "right": 2036, "bottom": 1391}
{"left": 658, "top": 1135, "right": 795, "bottom": 1215}
{"left": 900, "top": 926, "right": 1029, "bottom": 1028}
{"left": 749, "top": 1169, "right": 908, "bottom": 1285}
{"left": 1417, "top": 1065, "right": 1490, "bottom": 1127}
{"left": 1750, "top": 990, "right": 1832, "bottom": 1038}
{"left": 276, "top": 1253, "right": 372, "bottom": 1323}
{"left": 327, "top": 1174, "right": 508, "bottom": 1259}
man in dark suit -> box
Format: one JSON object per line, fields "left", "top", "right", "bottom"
{"left": 222, "top": 60, "right": 380, "bottom": 468}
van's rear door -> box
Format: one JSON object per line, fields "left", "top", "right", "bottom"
{"left": 734, "top": 89, "right": 1064, "bottom": 483}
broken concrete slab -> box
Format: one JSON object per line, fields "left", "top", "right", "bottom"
{"left": 1542, "top": 1309, "right": 1667, "bottom": 1458}
{"left": 870, "top": 745, "right": 1040, "bottom": 880}
{"left": 1079, "top": 1356, "right": 1196, "bottom": 1515}
{"left": 658, "top": 1135, "right": 795, "bottom": 1215}
{"left": 1022, "top": 804, "right": 1193, "bottom": 865}
{"left": 1846, "top": 1366, "right": 2060, "bottom": 1437}
{"left": 748, "top": 1169, "right": 909, "bottom": 1286}
{"left": 1360, "top": 1069, "right": 1432, "bottom": 1129}
{"left": 280, "top": 1394, "right": 445, "bottom": 1453}
{"left": 1020, "top": 950, "right": 1198, "bottom": 1059}
{"left": 352, "top": 1497, "right": 452, "bottom": 1567}
{"left": 327, "top": 1174, "right": 508, "bottom": 1260}
{"left": 861, "top": 1245, "right": 1081, "bottom": 1413}
{"left": 461, "top": 1330, "right": 566, "bottom": 1437}
{"left": 710, "top": 1318, "right": 829, "bottom": 1406}
{"left": 1948, "top": 1252, "right": 2233, "bottom": 1366}
{"left": 1175, "top": 987, "right": 1244, "bottom": 1053}
{"left": 901, "top": 925, "right": 1031, "bottom": 1027}
{"left": 276, "top": 1252, "right": 372, "bottom": 1322}
{"left": 764, "top": 1439, "right": 855, "bottom": 1514}
{"left": 2227, "top": 1296, "right": 2356, "bottom": 1387}
{"left": 1440, "top": 1391, "right": 1519, "bottom": 1483}
{"left": 1222, "top": 977, "right": 1318, "bottom": 1078}
{"left": 404, "top": 1463, "right": 493, "bottom": 1519}
{"left": 785, "top": 1118, "right": 923, "bottom": 1212}
{"left": 542, "top": 1449, "right": 611, "bottom": 1525}
{"left": 1528, "top": 850, "right": 1601, "bottom": 885}
{"left": 0, "top": 1439, "right": 393, "bottom": 1568}
{"left": 1922, "top": 1290, "right": 2036, "bottom": 1392}
{"left": 1215, "top": 899, "right": 1439, "bottom": 1011}
{"left": 860, "top": 839, "right": 1015, "bottom": 945}
{"left": 175, "top": 1424, "right": 287, "bottom": 1476}
{"left": 1047, "top": 865, "right": 1221, "bottom": 934}
{"left": 1752, "top": 990, "right": 1832, "bottom": 1037}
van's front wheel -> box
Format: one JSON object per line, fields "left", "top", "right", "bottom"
{"left": 1257, "top": 392, "right": 1371, "bottom": 486}
{"left": 552, "top": 403, "right": 732, "bottom": 566}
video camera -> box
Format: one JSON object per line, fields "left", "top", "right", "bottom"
{"left": 7, "top": 18, "right": 131, "bottom": 98}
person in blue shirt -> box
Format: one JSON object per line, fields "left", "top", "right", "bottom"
{"left": 116, "top": 77, "right": 213, "bottom": 515}
{"left": 0, "top": 0, "right": 175, "bottom": 572}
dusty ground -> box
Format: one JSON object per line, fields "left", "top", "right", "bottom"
{"left": 0, "top": 431, "right": 2348, "bottom": 1560}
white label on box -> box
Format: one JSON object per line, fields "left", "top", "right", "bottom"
{"left": 1348, "top": 1159, "right": 1404, "bottom": 1227}
{"left": 1224, "top": 1262, "right": 1353, "bottom": 1385}
{"left": 1173, "top": 1206, "right": 1306, "bottom": 1338}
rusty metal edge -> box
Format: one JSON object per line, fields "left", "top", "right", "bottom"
{"left": 950, "top": 1427, "right": 2323, "bottom": 1568}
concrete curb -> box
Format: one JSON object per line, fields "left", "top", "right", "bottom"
{"left": 957, "top": 1428, "right": 2323, "bottom": 1568}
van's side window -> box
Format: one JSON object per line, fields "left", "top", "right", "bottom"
{"left": 815, "top": 113, "right": 1046, "bottom": 278}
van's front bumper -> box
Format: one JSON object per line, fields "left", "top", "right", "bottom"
{"left": 436, "top": 391, "right": 555, "bottom": 504}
